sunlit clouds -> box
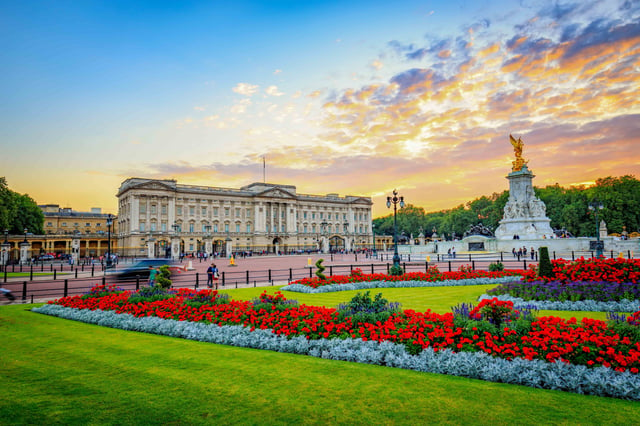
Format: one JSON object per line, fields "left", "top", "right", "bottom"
{"left": 2, "top": 1, "right": 638, "bottom": 217}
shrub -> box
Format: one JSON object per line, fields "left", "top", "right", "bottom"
{"left": 81, "top": 284, "right": 124, "bottom": 299}
{"left": 315, "top": 258, "right": 326, "bottom": 280}
{"left": 183, "top": 290, "right": 230, "bottom": 308}
{"left": 128, "top": 286, "right": 173, "bottom": 304}
{"left": 252, "top": 291, "right": 299, "bottom": 312}
{"left": 388, "top": 264, "right": 404, "bottom": 276}
{"left": 156, "top": 265, "right": 173, "bottom": 289}
{"left": 488, "top": 261, "right": 504, "bottom": 272}
{"left": 538, "top": 247, "right": 553, "bottom": 279}
{"left": 336, "top": 291, "right": 402, "bottom": 324}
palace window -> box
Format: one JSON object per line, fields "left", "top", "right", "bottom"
{"left": 162, "top": 205, "right": 167, "bottom": 215}
{"left": 140, "top": 222, "right": 145, "bottom": 232}
{"left": 150, "top": 205, "right": 156, "bottom": 214}
{"left": 213, "top": 207, "right": 218, "bottom": 216}
{"left": 189, "top": 223, "right": 194, "bottom": 232}
{"left": 140, "top": 204, "right": 146, "bottom": 214}
{"left": 189, "top": 206, "right": 195, "bottom": 216}
{"left": 246, "top": 224, "right": 251, "bottom": 233}
{"left": 177, "top": 206, "right": 182, "bottom": 215}
{"left": 202, "top": 207, "right": 207, "bottom": 216}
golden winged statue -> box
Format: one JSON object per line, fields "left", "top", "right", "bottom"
{"left": 509, "top": 134, "right": 527, "bottom": 171}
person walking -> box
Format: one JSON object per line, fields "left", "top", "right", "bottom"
{"left": 206, "top": 263, "right": 219, "bottom": 289}
{"left": 148, "top": 266, "right": 159, "bottom": 287}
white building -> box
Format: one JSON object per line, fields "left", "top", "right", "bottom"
{"left": 116, "top": 178, "right": 373, "bottom": 257}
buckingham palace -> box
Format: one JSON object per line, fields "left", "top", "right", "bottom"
{"left": 116, "top": 178, "right": 373, "bottom": 258}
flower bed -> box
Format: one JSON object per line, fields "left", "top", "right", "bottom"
{"left": 39, "top": 286, "right": 640, "bottom": 376}
{"left": 522, "top": 257, "right": 640, "bottom": 283}
{"left": 282, "top": 267, "right": 525, "bottom": 292}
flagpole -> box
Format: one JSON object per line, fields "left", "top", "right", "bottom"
{"left": 263, "top": 156, "right": 266, "bottom": 183}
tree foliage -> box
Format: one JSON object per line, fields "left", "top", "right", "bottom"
{"left": 0, "top": 177, "right": 44, "bottom": 234}
{"left": 373, "top": 175, "right": 640, "bottom": 239}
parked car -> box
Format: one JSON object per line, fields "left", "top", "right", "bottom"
{"left": 37, "top": 254, "right": 55, "bottom": 261}
{"left": 105, "top": 259, "right": 180, "bottom": 281}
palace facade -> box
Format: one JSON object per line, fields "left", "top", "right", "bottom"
{"left": 116, "top": 178, "right": 374, "bottom": 257}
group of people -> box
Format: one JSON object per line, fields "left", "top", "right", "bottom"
{"left": 512, "top": 246, "right": 537, "bottom": 260}
{"left": 447, "top": 247, "right": 457, "bottom": 259}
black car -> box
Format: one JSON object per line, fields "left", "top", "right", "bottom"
{"left": 106, "top": 259, "right": 180, "bottom": 281}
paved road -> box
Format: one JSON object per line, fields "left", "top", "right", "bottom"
{"left": 1, "top": 251, "right": 540, "bottom": 304}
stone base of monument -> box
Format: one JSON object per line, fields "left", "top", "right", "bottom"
{"left": 494, "top": 218, "right": 554, "bottom": 240}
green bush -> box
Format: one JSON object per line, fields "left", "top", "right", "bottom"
{"left": 315, "top": 258, "right": 326, "bottom": 280}
{"left": 336, "top": 291, "right": 402, "bottom": 324}
{"left": 156, "top": 265, "right": 173, "bottom": 289}
{"left": 538, "top": 247, "right": 553, "bottom": 279}
{"left": 488, "top": 261, "right": 504, "bottom": 272}
{"left": 388, "top": 264, "right": 404, "bottom": 276}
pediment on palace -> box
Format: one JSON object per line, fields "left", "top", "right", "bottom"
{"left": 349, "top": 197, "right": 373, "bottom": 205}
{"left": 255, "top": 188, "right": 297, "bottom": 199}
{"left": 132, "top": 181, "right": 176, "bottom": 191}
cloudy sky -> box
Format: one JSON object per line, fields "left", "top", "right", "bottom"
{"left": 2, "top": 0, "right": 639, "bottom": 217}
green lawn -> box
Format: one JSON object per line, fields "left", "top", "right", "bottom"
{"left": 0, "top": 285, "right": 633, "bottom": 424}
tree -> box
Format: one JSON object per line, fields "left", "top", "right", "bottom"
{"left": 0, "top": 177, "right": 44, "bottom": 234}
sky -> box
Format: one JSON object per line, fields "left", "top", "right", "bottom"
{"left": 1, "top": 0, "right": 639, "bottom": 218}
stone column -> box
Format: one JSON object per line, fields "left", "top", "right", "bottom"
{"left": 171, "top": 236, "right": 180, "bottom": 260}
{"left": 225, "top": 237, "right": 233, "bottom": 258}
{"left": 71, "top": 236, "right": 80, "bottom": 265}
{"left": 19, "top": 241, "right": 30, "bottom": 265}
{"left": 205, "top": 238, "right": 212, "bottom": 255}
{"left": 1, "top": 243, "right": 10, "bottom": 266}
{"left": 147, "top": 237, "right": 156, "bottom": 258}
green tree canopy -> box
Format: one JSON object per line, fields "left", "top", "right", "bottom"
{"left": 0, "top": 177, "right": 44, "bottom": 235}
{"left": 373, "top": 175, "right": 640, "bottom": 240}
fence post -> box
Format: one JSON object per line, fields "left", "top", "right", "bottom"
{"left": 246, "top": 270, "right": 249, "bottom": 286}
{"left": 53, "top": 270, "right": 57, "bottom": 280}
{"left": 288, "top": 268, "right": 292, "bottom": 282}
{"left": 22, "top": 281, "right": 27, "bottom": 302}
{"left": 402, "top": 262, "right": 406, "bottom": 271}
{"left": 309, "top": 267, "right": 312, "bottom": 278}
{"left": 195, "top": 273, "right": 199, "bottom": 289}
{"left": 330, "top": 266, "right": 333, "bottom": 276}
{"left": 91, "top": 265, "right": 94, "bottom": 277}
{"left": 448, "top": 261, "right": 452, "bottom": 272}
{"left": 222, "top": 271, "right": 226, "bottom": 287}
{"left": 500, "top": 252, "right": 503, "bottom": 262}
{"left": 75, "top": 269, "right": 78, "bottom": 279}
{"left": 469, "top": 254, "right": 472, "bottom": 261}
{"left": 102, "top": 276, "right": 106, "bottom": 286}
{"left": 472, "top": 261, "right": 475, "bottom": 271}
{"left": 136, "top": 276, "right": 140, "bottom": 290}
{"left": 629, "top": 250, "right": 632, "bottom": 259}
{"left": 386, "top": 263, "right": 390, "bottom": 273}
{"left": 64, "top": 279, "right": 68, "bottom": 297}
{"left": 268, "top": 269, "right": 271, "bottom": 282}
{"left": 30, "top": 266, "right": 33, "bottom": 281}
{"left": 523, "top": 260, "right": 527, "bottom": 270}
{"left": 553, "top": 251, "right": 556, "bottom": 260}
{"left": 611, "top": 250, "right": 614, "bottom": 259}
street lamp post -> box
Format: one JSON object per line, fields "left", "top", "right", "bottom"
{"left": 386, "top": 189, "right": 405, "bottom": 268}
{"left": 372, "top": 223, "right": 376, "bottom": 254}
{"left": 106, "top": 214, "right": 113, "bottom": 267}
{"left": 588, "top": 200, "right": 604, "bottom": 258}
{"left": 23, "top": 228, "right": 28, "bottom": 243}
{"left": 3, "top": 229, "right": 8, "bottom": 244}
